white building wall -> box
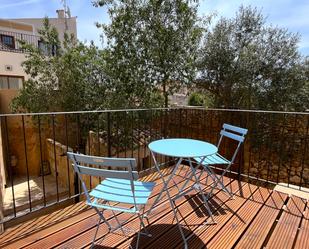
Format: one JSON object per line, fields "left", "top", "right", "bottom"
{"left": 0, "top": 51, "right": 28, "bottom": 80}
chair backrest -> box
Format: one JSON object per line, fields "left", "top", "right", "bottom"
{"left": 67, "top": 152, "right": 139, "bottom": 204}
{"left": 217, "top": 123, "right": 248, "bottom": 163}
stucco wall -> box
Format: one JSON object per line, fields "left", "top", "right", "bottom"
{"left": 9, "top": 17, "right": 77, "bottom": 43}
{"left": 0, "top": 51, "right": 28, "bottom": 80}
{"left": 0, "top": 89, "right": 19, "bottom": 114}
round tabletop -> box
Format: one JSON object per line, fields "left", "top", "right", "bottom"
{"left": 148, "top": 138, "right": 217, "bottom": 158}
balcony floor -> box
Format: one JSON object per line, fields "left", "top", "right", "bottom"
{"left": 0, "top": 166, "right": 308, "bottom": 249}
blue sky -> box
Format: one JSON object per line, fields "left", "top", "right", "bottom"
{"left": 0, "top": 0, "right": 308, "bottom": 55}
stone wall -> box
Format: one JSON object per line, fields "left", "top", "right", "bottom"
{"left": 4, "top": 116, "right": 42, "bottom": 176}
{"left": 46, "top": 138, "right": 74, "bottom": 192}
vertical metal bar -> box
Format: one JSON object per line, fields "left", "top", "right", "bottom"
{"left": 178, "top": 108, "right": 182, "bottom": 138}
{"left": 74, "top": 114, "right": 81, "bottom": 202}
{"left": 4, "top": 116, "right": 16, "bottom": 216}
{"left": 266, "top": 113, "right": 274, "bottom": 183}
{"left": 38, "top": 116, "right": 46, "bottom": 206}
{"left": 22, "top": 116, "right": 32, "bottom": 211}
{"left": 162, "top": 109, "right": 166, "bottom": 164}
{"left": 86, "top": 113, "right": 91, "bottom": 189}
{"left": 97, "top": 113, "right": 101, "bottom": 156}
{"left": 116, "top": 113, "right": 120, "bottom": 157}
{"left": 247, "top": 111, "right": 254, "bottom": 179}
{"left": 160, "top": 109, "right": 163, "bottom": 138}
{"left": 124, "top": 112, "right": 127, "bottom": 158}
{"left": 107, "top": 112, "right": 111, "bottom": 157}
{"left": 203, "top": 108, "right": 207, "bottom": 141}
{"left": 65, "top": 114, "right": 71, "bottom": 197}
{"left": 185, "top": 108, "right": 188, "bottom": 138}
{"left": 149, "top": 110, "right": 153, "bottom": 168}
{"left": 96, "top": 113, "right": 102, "bottom": 183}
{"left": 131, "top": 111, "right": 134, "bottom": 158}
{"left": 137, "top": 111, "right": 141, "bottom": 171}
{"left": 276, "top": 114, "right": 286, "bottom": 184}
{"left": 287, "top": 114, "right": 298, "bottom": 188}
{"left": 52, "top": 115, "right": 59, "bottom": 202}
{"left": 143, "top": 111, "right": 147, "bottom": 170}
{"left": 299, "top": 115, "right": 309, "bottom": 189}
{"left": 255, "top": 112, "right": 262, "bottom": 183}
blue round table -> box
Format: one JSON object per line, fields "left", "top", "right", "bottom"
{"left": 147, "top": 138, "right": 218, "bottom": 246}
{"left": 149, "top": 138, "right": 218, "bottom": 158}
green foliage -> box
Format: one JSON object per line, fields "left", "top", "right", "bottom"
{"left": 197, "top": 6, "right": 308, "bottom": 111}
{"left": 94, "top": 0, "right": 206, "bottom": 107}
{"left": 188, "top": 91, "right": 214, "bottom": 107}
{"left": 188, "top": 92, "right": 204, "bottom": 106}
{"left": 11, "top": 5, "right": 308, "bottom": 113}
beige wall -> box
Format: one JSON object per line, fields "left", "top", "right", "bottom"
{"left": 0, "top": 19, "right": 34, "bottom": 34}
{"left": 8, "top": 17, "right": 77, "bottom": 43}
{"left": 0, "top": 51, "right": 28, "bottom": 80}
{"left": 0, "top": 89, "right": 19, "bottom": 114}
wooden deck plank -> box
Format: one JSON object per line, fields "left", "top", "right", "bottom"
{"left": 1, "top": 167, "right": 180, "bottom": 249}
{"left": 174, "top": 182, "right": 259, "bottom": 249}
{"left": 2, "top": 167, "right": 307, "bottom": 249}
{"left": 0, "top": 201, "right": 90, "bottom": 248}
{"left": 265, "top": 195, "right": 306, "bottom": 249}
{"left": 132, "top": 180, "right": 246, "bottom": 249}
{"left": 56, "top": 171, "right": 217, "bottom": 249}
{"left": 206, "top": 187, "right": 272, "bottom": 249}
{"left": 115, "top": 179, "right": 237, "bottom": 248}
{"left": 23, "top": 172, "right": 190, "bottom": 249}
{"left": 234, "top": 190, "right": 288, "bottom": 249}
{"left": 292, "top": 202, "right": 309, "bottom": 249}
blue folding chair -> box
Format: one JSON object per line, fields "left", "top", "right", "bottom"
{"left": 195, "top": 123, "right": 248, "bottom": 197}
{"left": 67, "top": 152, "right": 155, "bottom": 249}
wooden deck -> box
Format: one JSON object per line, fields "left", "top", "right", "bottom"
{"left": 1, "top": 166, "right": 308, "bottom": 249}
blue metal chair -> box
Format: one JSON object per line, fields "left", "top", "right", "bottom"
{"left": 195, "top": 123, "right": 248, "bottom": 197}
{"left": 67, "top": 152, "right": 155, "bottom": 249}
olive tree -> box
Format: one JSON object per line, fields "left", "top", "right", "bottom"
{"left": 197, "top": 6, "right": 308, "bottom": 111}
{"left": 94, "top": 0, "right": 205, "bottom": 107}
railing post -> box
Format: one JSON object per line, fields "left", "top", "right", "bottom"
{"left": 107, "top": 112, "right": 111, "bottom": 157}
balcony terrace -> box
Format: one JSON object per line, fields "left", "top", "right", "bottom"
{"left": 0, "top": 107, "right": 308, "bottom": 248}
{"left": 0, "top": 29, "right": 40, "bottom": 53}
{"left": 0, "top": 167, "right": 308, "bottom": 249}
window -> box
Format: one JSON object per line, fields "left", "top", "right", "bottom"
{"left": 0, "top": 34, "right": 15, "bottom": 49}
{"left": 38, "top": 40, "right": 57, "bottom": 56}
{"left": 0, "top": 76, "right": 23, "bottom": 89}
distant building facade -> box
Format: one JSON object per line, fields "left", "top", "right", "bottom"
{"left": 0, "top": 10, "right": 77, "bottom": 113}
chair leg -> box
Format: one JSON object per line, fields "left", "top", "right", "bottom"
{"left": 91, "top": 216, "right": 102, "bottom": 249}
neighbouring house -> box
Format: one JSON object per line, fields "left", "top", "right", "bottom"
{"left": 0, "top": 9, "right": 77, "bottom": 114}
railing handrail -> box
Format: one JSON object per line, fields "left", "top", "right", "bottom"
{"left": 0, "top": 29, "right": 40, "bottom": 39}
{"left": 183, "top": 106, "right": 309, "bottom": 115}
{"left": 1, "top": 106, "right": 308, "bottom": 117}
{"left": 0, "top": 107, "right": 179, "bottom": 117}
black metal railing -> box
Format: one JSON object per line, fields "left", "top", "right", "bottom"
{"left": 0, "top": 30, "right": 39, "bottom": 53}
{"left": 0, "top": 107, "right": 308, "bottom": 225}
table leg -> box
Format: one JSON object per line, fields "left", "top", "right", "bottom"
{"left": 187, "top": 159, "right": 216, "bottom": 224}
{"left": 147, "top": 152, "right": 189, "bottom": 248}
{"left": 146, "top": 152, "right": 183, "bottom": 216}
